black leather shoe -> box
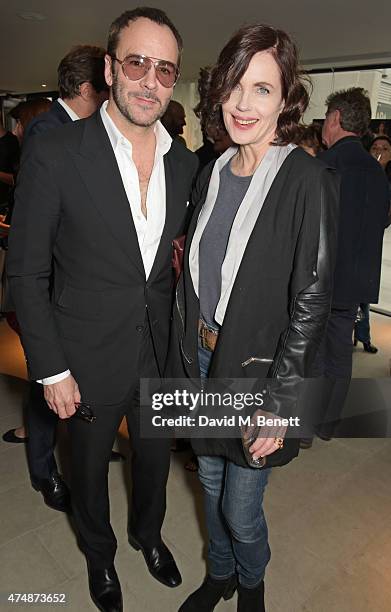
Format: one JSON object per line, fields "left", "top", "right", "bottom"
{"left": 363, "top": 342, "right": 378, "bottom": 354}
{"left": 128, "top": 532, "right": 182, "bottom": 588}
{"left": 2, "top": 428, "right": 29, "bottom": 443}
{"left": 354, "top": 338, "right": 378, "bottom": 353}
{"left": 88, "top": 564, "right": 123, "bottom": 612}
{"left": 237, "top": 580, "right": 265, "bottom": 612}
{"left": 32, "top": 471, "right": 71, "bottom": 514}
{"left": 179, "top": 574, "right": 237, "bottom": 611}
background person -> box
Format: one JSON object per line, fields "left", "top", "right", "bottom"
{"left": 2, "top": 98, "right": 52, "bottom": 444}
{"left": 314, "top": 88, "right": 389, "bottom": 440}
{"left": 161, "top": 99, "right": 187, "bottom": 144}
{"left": 296, "top": 122, "right": 325, "bottom": 156}
{"left": 0, "top": 118, "right": 19, "bottom": 213}
{"left": 354, "top": 134, "right": 391, "bottom": 352}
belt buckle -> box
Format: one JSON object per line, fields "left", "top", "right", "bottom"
{"left": 199, "top": 323, "right": 209, "bottom": 350}
{"left": 199, "top": 320, "right": 216, "bottom": 352}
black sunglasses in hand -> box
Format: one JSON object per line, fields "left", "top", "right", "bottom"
{"left": 74, "top": 402, "right": 96, "bottom": 423}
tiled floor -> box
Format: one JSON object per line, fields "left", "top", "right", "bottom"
{"left": 0, "top": 313, "right": 390, "bottom": 612}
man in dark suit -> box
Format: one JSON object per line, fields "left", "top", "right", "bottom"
{"left": 8, "top": 45, "right": 109, "bottom": 515}
{"left": 8, "top": 8, "right": 198, "bottom": 612}
{"left": 25, "top": 45, "right": 108, "bottom": 139}
{"left": 306, "top": 87, "right": 389, "bottom": 442}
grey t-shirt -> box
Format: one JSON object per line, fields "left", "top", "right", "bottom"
{"left": 199, "top": 161, "right": 252, "bottom": 328}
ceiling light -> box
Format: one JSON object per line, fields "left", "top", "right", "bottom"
{"left": 18, "top": 12, "right": 47, "bottom": 21}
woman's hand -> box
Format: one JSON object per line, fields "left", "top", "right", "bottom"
{"left": 246, "top": 408, "right": 288, "bottom": 460}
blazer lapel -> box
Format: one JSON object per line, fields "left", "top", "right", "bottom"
{"left": 147, "top": 150, "right": 185, "bottom": 282}
{"left": 72, "top": 112, "right": 145, "bottom": 277}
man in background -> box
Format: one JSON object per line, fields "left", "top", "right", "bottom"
{"left": 161, "top": 99, "right": 186, "bottom": 144}
{"left": 25, "top": 45, "right": 108, "bottom": 139}
{"left": 304, "top": 87, "right": 389, "bottom": 445}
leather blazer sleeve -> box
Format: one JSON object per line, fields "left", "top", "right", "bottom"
{"left": 263, "top": 166, "right": 340, "bottom": 418}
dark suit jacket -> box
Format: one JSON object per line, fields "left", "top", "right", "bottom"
{"left": 318, "top": 136, "right": 389, "bottom": 305}
{"left": 167, "top": 148, "right": 339, "bottom": 468}
{"left": 5, "top": 102, "right": 70, "bottom": 225}
{"left": 24, "top": 100, "right": 71, "bottom": 142}
{"left": 7, "top": 111, "right": 198, "bottom": 404}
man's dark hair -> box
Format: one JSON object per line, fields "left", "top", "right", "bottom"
{"left": 197, "top": 23, "right": 310, "bottom": 145}
{"left": 58, "top": 45, "right": 107, "bottom": 99}
{"left": 107, "top": 7, "right": 183, "bottom": 63}
{"left": 325, "top": 87, "right": 371, "bottom": 136}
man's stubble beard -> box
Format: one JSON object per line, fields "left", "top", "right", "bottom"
{"left": 111, "top": 71, "right": 171, "bottom": 128}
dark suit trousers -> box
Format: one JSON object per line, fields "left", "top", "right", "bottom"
{"left": 26, "top": 381, "right": 58, "bottom": 484}
{"left": 311, "top": 305, "right": 358, "bottom": 437}
{"left": 67, "top": 324, "right": 171, "bottom": 569}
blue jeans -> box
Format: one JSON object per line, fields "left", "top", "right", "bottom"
{"left": 197, "top": 344, "right": 271, "bottom": 587}
{"left": 355, "top": 303, "right": 371, "bottom": 344}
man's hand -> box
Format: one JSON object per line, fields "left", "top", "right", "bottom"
{"left": 43, "top": 374, "right": 81, "bottom": 419}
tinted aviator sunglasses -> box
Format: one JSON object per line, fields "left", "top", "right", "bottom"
{"left": 112, "top": 54, "right": 179, "bottom": 88}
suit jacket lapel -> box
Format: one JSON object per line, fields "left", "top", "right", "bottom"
{"left": 147, "top": 150, "right": 185, "bottom": 282}
{"left": 73, "top": 112, "right": 145, "bottom": 277}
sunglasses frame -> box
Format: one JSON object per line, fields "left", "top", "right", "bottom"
{"left": 74, "top": 402, "right": 96, "bottom": 423}
{"left": 111, "top": 54, "right": 180, "bottom": 88}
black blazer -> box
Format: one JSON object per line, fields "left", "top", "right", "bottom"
{"left": 167, "top": 148, "right": 340, "bottom": 468}
{"left": 7, "top": 111, "right": 198, "bottom": 404}
{"left": 319, "top": 136, "right": 389, "bottom": 305}
{"left": 24, "top": 100, "right": 71, "bottom": 142}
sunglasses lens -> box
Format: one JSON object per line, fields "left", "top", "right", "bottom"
{"left": 155, "top": 63, "right": 177, "bottom": 87}
{"left": 122, "top": 55, "right": 177, "bottom": 87}
{"left": 123, "top": 56, "right": 148, "bottom": 81}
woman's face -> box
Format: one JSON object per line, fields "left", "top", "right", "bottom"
{"left": 370, "top": 138, "right": 391, "bottom": 168}
{"left": 222, "top": 50, "right": 284, "bottom": 148}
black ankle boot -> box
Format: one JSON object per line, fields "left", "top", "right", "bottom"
{"left": 237, "top": 581, "right": 265, "bottom": 612}
{"left": 354, "top": 338, "right": 378, "bottom": 353}
{"left": 363, "top": 342, "right": 378, "bottom": 354}
{"left": 178, "top": 574, "right": 237, "bottom": 611}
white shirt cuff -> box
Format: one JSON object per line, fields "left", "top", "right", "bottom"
{"left": 37, "top": 370, "right": 71, "bottom": 385}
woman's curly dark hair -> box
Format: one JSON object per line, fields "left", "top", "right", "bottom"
{"left": 198, "top": 23, "right": 311, "bottom": 145}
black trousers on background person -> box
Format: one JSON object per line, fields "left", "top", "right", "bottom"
{"left": 311, "top": 305, "right": 359, "bottom": 438}
{"left": 26, "top": 381, "right": 59, "bottom": 484}
{"left": 67, "top": 324, "right": 171, "bottom": 569}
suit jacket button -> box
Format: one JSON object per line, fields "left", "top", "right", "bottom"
{"left": 136, "top": 325, "right": 143, "bottom": 332}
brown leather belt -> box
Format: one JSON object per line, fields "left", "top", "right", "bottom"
{"left": 199, "top": 319, "right": 219, "bottom": 352}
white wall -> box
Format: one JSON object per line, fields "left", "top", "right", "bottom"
{"left": 172, "top": 81, "right": 203, "bottom": 151}
{"left": 303, "top": 70, "right": 383, "bottom": 124}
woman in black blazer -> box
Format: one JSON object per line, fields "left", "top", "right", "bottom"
{"left": 169, "top": 23, "right": 339, "bottom": 612}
